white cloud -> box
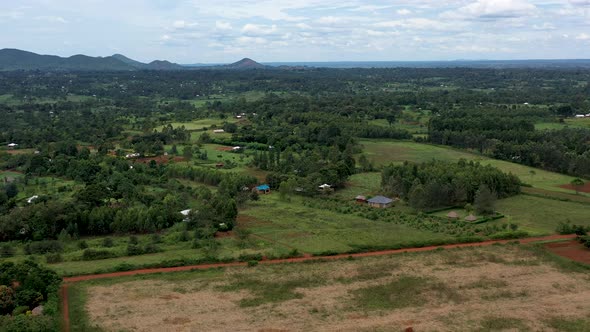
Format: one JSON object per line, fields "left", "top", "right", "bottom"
{"left": 396, "top": 9, "right": 411, "bottom": 15}
{"left": 533, "top": 23, "right": 555, "bottom": 30}
{"left": 35, "top": 16, "right": 68, "bottom": 24}
{"left": 575, "top": 33, "right": 590, "bottom": 40}
{"left": 237, "top": 36, "right": 267, "bottom": 45}
{"left": 215, "top": 21, "right": 232, "bottom": 31}
{"left": 241, "top": 23, "right": 277, "bottom": 36}
{"left": 569, "top": 0, "right": 590, "bottom": 6}
{"left": 374, "top": 18, "right": 465, "bottom": 31}
{"left": 444, "top": 0, "right": 536, "bottom": 20}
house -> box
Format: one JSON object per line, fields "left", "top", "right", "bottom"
{"left": 213, "top": 129, "right": 225, "bottom": 133}
{"left": 367, "top": 195, "right": 393, "bottom": 208}
{"left": 255, "top": 184, "right": 271, "bottom": 194}
{"left": 7, "top": 143, "right": 18, "bottom": 148}
{"left": 575, "top": 114, "right": 586, "bottom": 118}
{"left": 125, "top": 152, "right": 140, "bottom": 159}
{"left": 180, "top": 209, "right": 191, "bottom": 221}
{"left": 446, "top": 211, "right": 459, "bottom": 219}
{"left": 355, "top": 195, "right": 367, "bottom": 203}
{"left": 465, "top": 214, "right": 478, "bottom": 222}
{"left": 232, "top": 146, "right": 241, "bottom": 151}
{"left": 318, "top": 183, "right": 331, "bottom": 190}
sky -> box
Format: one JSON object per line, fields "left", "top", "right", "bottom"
{"left": 1, "top": 0, "right": 590, "bottom": 63}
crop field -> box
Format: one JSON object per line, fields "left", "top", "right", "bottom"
{"left": 360, "top": 139, "right": 588, "bottom": 196}
{"left": 155, "top": 118, "right": 238, "bottom": 131}
{"left": 493, "top": 195, "right": 590, "bottom": 235}
{"left": 240, "top": 195, "right": 451, "bottom": 254}
{"left": 68, "top": 244, "right": 590, "bottom": 332}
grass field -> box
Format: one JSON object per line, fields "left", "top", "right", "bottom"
{"left": 156, "top": 118, "right": 238, "bottom": 131}
{"left": 536, "top": 118, "right": 590, "bottom": 130}
{"left": 240, "top": 194, "right": 451, "bottom": 254}
{"left": 360, "top": 139, "right": 588, "bottom": 196}
{"left": 493, "top": 195, "right": 590, "bottom": 235}
{"left": 68, "top": 244, "right": 590, "bottom": 332}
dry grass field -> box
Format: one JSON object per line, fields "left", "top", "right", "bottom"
{"left": 77, "top": 244, "right": 590, "bottom": 332}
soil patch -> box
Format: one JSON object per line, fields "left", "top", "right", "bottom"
{"left": 214, "top": 230, "right": 234, "bottom": 238}
{"left": 215, "top": 146, "right": 234, "bottom": 151}
{"left": 545, "top": 240, "right": 590, "bottom": 264}
{"left": 559, "top": 182, "right": 590, "bottom": 193}
{"left": 135, "top": 156, "right": 187, "bottom": 164}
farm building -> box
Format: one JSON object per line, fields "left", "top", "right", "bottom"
{"left": 447, "top": 211, "right": 459, "bottom": 219}
{"left": 213, "top": 129, "right": 225, "bottom": 133}
{"left": 255, "top": 184, "right": 271, "bottom": 194}
{"left": 355, "top": 195, "right": 367, "bottom": 203}
{"left": 367, "top": 195, "right": 393, "bottom": 208}
{"left": 465, "top": 214, "right": 478, "bottom": 222}
{"left": 7, "top": 143, "right": 18, "bottom": 148}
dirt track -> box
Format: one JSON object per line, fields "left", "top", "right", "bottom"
{"left": 61, "top": 234, "right": 577, "bottom": 331}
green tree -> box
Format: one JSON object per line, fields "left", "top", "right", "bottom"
{"left": 570, "top": 178, "right": 585, "bottom": 195}
{"left": 474, "top": 184, "right": 497, "bottom": 215}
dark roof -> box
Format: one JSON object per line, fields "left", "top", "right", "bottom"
{"left": 367, "top": 195, "right": 393, "bottom": 204}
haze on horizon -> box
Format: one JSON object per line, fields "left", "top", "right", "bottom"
{"left": 1, "top": 0, "right": 590, "bottom": 64}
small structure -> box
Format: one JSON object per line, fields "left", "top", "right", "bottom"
{"left": 125, "top": 152, "right": 140, "bottom": 159}
{"left": 446, "top": 211, "right": 459, "bottom": 219}
{"left": 355, "top": 195, "right": 367, "bottom": 203}
{"left": 575, "top": 114, "right": 586, "bottom": 118}
{"left": 255, "top": 184, "right": 271, "bottom": 194}
{"left": 7, "top": 143, "right": 18, "bottom": 148}
{"left": 465, "top": 214, "right": 478, "bottom": 222}
{"left": 367, "top": 195, "right": 393, "bottom": 208}
{"left": 215, "top": 162, "right": 225, "bottom": 168}
{"left": 318, "top": 183, "right": 331, "bottom": 190}
{"left": 180, "top": 209, "right": 191, "bottom": 221}
{"left": 232, "top": 146, "right": 241, "bottom": 151}
{"left": 213, "top": 129, "right": 225, "bottom": 133}
{"left": 27, "top": 195, "right": 39, "bottom": 204}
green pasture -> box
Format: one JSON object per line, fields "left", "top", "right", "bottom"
{"left": 335, "top": 172, "right": 382, "bottom": 199}
{"left": 156, "top": 118, "right": 237, "bottom": 131}
{"left": 536, "top": 118, "right": 590, "bottom": 130}
{"left": 493, "top": 195, "right": 590, "bottom": 235}
{"left": 360, "top": 140, "right": 587, "bottom": 196}
{"left": 240, "top": 194, "right": 451, "bottom": 254}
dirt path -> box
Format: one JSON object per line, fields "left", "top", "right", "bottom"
{"left": 60, "top": 233, "right": 576, "bottom": 332}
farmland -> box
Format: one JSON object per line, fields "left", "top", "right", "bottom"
{"left": 68, "top": 244, "right": 590, "bottom": 332}
{"left": 360, "top": 139, "right": 588, "bottom": 196}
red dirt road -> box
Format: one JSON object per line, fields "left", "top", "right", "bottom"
{"left": 545, "top": 239, "right": 590, "bottom": 264}
{"left": 60, "top": 234, "right": 577, "bottom": 332}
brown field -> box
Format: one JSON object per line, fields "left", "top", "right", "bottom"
{"left": 84, "top": 245, "right": 590, "bottom": 332}
{"left": 559, "top": 182, "right": 590, "bottom": 193}
{"left": 545, "top": 240, "right": 590, "bottom": 265}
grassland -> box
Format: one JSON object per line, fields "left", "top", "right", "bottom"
{"left": 69, "top": 244, "right": 590, "bottom": 332}
{"left": 240, "top": 194, "right": 451, "bottom": 254}
{"left": 360, "top": 139, "right": 588, "bottom": 196}
{"left": 535, "top": 117, "right": 590, "bottom": 130}
{"left": 493, "top": 195, "right": 590, "bottom": 235}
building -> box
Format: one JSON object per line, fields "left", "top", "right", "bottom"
{"left": 7, "top": 143, "right": 18, "bottom": 148}
{"left": 367, "top": 195, "right": 393, "bottom": 208}
{"left": 255, "top": 184, "right": 271, "bottom": 194}
{"left": 355, "top": 195, "right": 367, "bottom": 203}
{"left": 446, "top": 211, "right": 459, "bottom": 219}
{"left": 318, "top": 183, "right": 331, "bottom": 190}
{"left": 465, "top": 214, "right": 478, "bottom": 222}
{"left": 213, "top": 129, "right": 225, "bottom": 133}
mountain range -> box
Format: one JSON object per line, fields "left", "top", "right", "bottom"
{"left": 0, "top": 49, "right": 268, "bottom": 71}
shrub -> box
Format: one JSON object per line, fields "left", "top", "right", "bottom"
{"left": 12, "top": 305, "right": 29, "bottom": 316}
{"left": 0, "top": 285, "right": 16, "bottom": 314}
{"left": 247, "top": 260, "right": 259, "bottom": 267}
{"left": 143, "top": 243, "right": 161, "bottom": 254}
{"left": 556, "top": 221, "right": 590, "bottom": 235}
{"left": 150, "top": 234, "right": 162, "bottom": 244}
{"left": 102, "top": 237, "right": 114, "bottom": 247}
{"left": 129, "top": 235, "right": 139, "bottom": 245}
{"left": 81, "top": 249, "right": 116, "bottom": 261}
{"left": 24, "top": 241, "right": 63, "bottom": 255}
{"left": 238, "top": 253, "right": 263, "bottom": 262}
{"left": 126, "top": 244, "right": 143, "bottom": 256}
{"left": 0, "top": 243, "right": 16, "bottom": 258}
{"left": 77, "top": 240, "right": 88, "bottom": 250}
{"left": 45, "top": 253, "right": 63, "bottom": 264}
{"left": 178, "top": 230, "right": 190, "bottom": 242}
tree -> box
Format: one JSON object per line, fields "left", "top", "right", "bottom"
{"left": 570, "top": 178, "right": 585, "bottom": 195}
{"left": 183, "top": 145, "right": 193, "bottom": 160}
{"left": 4, "top": 183, "right": 18, "bottom": 199}
{"left": 408, "top": 181, "right": 427, "bottom": 210}
{"left": 474, "top": 184, "right": 497, "bottom": 215}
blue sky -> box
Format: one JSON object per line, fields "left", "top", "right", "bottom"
{"left": 1, "top": 0, "right": 590, "bottom": 63}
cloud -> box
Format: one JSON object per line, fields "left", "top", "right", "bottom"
{"left": 444, "top": 0, "right": 536, "bottom": 20}
{"left": 374, "top": 18, "right": 465, "bottom": 31}
{"left": 241, "top": 23, "right": 277, "bottom": 36}
{"left": 533, "top": 23, "right": 555, "bottom": 30}
{"left": 237, "top": 36, "right": 267, "bottom": 45}
{"left": 569, "top": 0, "right": 590, "bottom": 6}
{"left": 35, "top": 16, "right": 68, "bottom": 24}
{"left": 215, "top": 21, "right": 232, "bottom": 31}
{"left": 396, "top": 9, "right": 411, "bottom": 15}
{"left": 575, "top": 33, "right": 590, "bottom": 40}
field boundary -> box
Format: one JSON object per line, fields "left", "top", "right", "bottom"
{"left": 60, "top": 233, "right": 578, "bottom": 332}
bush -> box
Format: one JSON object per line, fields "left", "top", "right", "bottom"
{"left": 126, "top": 244, "right": 143, "bottom": 256}
{"left": 81, "top": 249, "right": 116, "bottom": 261}
{"left": 143, "top": 243, "right": 161, "bottom": 254}
{"left": 150, "top": 234, "right": 162, "bottom": 244}
{"left": 178, "top": 230, "right": 190, "bottom": 242}
{"left": 0, "top": 243, "right": 16, "bottom": 258}
{"left": 45, "top": 253, "right": 63, "bottom": 264}
{"left": 0, "top": 315, "right": 56, "bottom": 332}
{"left": 238, "top": 253, "right": 263, "bottom": 262}
{"left": 102, "top": 237, "right": 114, "bottom": 248}
{"left": 24, "top": 241, "right": 63, "bottom": 255}
{"left": 556, "top": 221, "right": 589, "bottom": 235}
{"left": 129, "top": 235, "right": 139, "bottom": 245}
{"left": 12, "top": 305, "right": 29, "bottom": 316}
{"left": 247, "top": 260, "right": 258, "bottom": 267}
{"left": 77, "top": 240, "right": 88, "bottom": 250}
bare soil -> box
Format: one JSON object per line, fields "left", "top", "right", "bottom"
{"left": 545, "top": 240, "right": 590, "bottom": 264}
{"left": 559, "top": 182, "right": 590, "bottom": 193}
{"left": 84, "top": 244, "right": 590, "bottom": 332}
{"left": 215, "top": 146, "right": 234, "bottom": 151}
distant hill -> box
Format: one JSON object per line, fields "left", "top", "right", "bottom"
{"left": 0, "top": 49, "right": 184, "bottom": 71}
{"left": 220, "top": 58, "right": 269, "bottom": 69}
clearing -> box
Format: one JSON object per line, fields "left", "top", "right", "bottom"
{"left": 71, "top": 244, "right": 590, "bottom": 332}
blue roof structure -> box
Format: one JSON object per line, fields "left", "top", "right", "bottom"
{"left": 367, "top": 195, "right": 393, "bottom": 204}
{"left": 256, "top": 184, "right": 270, "bottom": 191}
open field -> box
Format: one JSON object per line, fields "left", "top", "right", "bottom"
{"left": 494, "top": 195, "right": 590, "bottom": 235}
{"left": 155, "top": 118, "right": 237, "bottom": 131}
{"left": 69, "top": 244, "right": 590, "bottom": 332}
{"left": 536, "top": 118, "right": 590, "bottom": 130}
{"left": 240, "top": 194, "right": 452, "bottom": 254}
{"left": 360, "top": 139, "right": 588, "bottom": 196}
